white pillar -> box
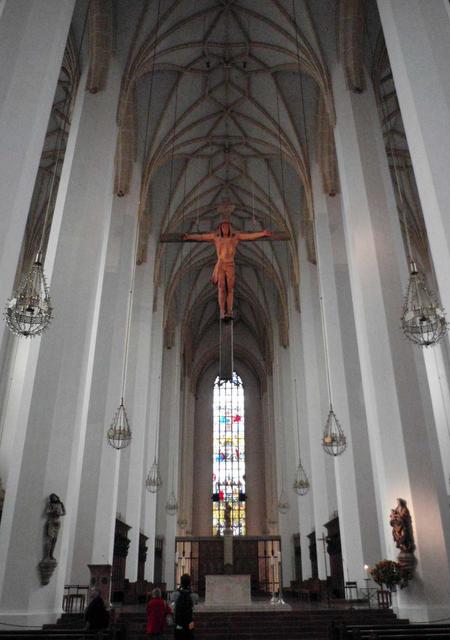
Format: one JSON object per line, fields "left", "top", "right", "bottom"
{"left": 122, "top": 236, "right": 157, "bottom": 582}
{"left": 332, "top": 62, "right": 450, "bottom": 620}
{"left": 312, "top": 163, "right": 382, "bottom": 586}
{"left": 0, "top": 0, "right": 75, "bottom": 352}
{"left": 159, "top": 330, "right": 182, "bottom": 589}
{"left": 288, "top": 295, "right": 314, "bottom": 580}
{"left": 274, "top": 334, "right": 299, "bottom": 587}
{"left": 377, "top": 0, "right": 450, "bottom": 331}
{"left": 0, "top": 61, "right": 121, "bottom": 626}
{"left": 70, "top": 160, "right": 140, "bottom": 585}
{"left": 142, "top": 299, "right": 165, "bottom": 581}
{"left": 298, "top": 238, "right": 335, "bottom": 580}
{"left": 179, "top": 383, "right": 195, "bottom": 535}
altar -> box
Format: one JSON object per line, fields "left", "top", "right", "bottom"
{"left": 205, "top": 574, "right": 251, "bottom": 606}
{"left": 199, "top": 574, "right": 290, "bottom": 611}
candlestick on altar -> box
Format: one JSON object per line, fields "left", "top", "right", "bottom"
{"left": 363, "top": 565, "right": 371, "bottom": 609}
{"left": 270, "top": 553, "right": 277, "bottom": 604}
{"left": 277, "top": 550, "right": 286, "bottom": 605}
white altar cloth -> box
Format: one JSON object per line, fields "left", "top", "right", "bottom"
{"left": 205, "top": 574, "right": 251, "bottom": 606}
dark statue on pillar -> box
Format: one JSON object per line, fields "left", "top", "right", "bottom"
{"left": 38, "top": 493, "right": 66, "bottom": 585}
{"left": 389, "top": 498, "right": 417, "bottom": 576}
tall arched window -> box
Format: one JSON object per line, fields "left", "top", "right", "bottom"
{"left": 212, "top": 372, "right": 246, "bottom": 536}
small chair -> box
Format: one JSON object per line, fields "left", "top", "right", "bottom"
{"left": 377, "top": 589, "right": 392, "bottom": 608}
{"left": 345, "top": 581, "right": 358, "bottom": 600}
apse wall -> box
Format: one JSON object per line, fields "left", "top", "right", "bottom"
{"left": 192, "top": 360, "right": 266, "bottom": 536}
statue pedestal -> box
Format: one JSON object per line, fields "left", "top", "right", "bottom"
{"left": 223, "top": 527, "right": 233, "bottom": 569}
{"left": 88, "top": 564, "right": 112, "bottom": 604}
{"left": 205, "top": 575, "right": 251, "bottom": 606}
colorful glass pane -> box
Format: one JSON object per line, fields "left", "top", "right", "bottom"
{"left": 212, "top": 372, "right": 246, "bottom": 536}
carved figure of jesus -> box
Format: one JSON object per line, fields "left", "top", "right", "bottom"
{"left": 44, "top": 493, "right": 66, "bottom": 560}
{"left": 183, "top": 204, "right": 272, "bottom": 319}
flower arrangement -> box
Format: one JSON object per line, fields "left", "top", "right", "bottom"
{"left": 369, "top": 559, "right": 410, "bottom": 590}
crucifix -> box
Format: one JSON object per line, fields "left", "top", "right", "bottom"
{"left": 160, "top": 199, "right": 289, "bottom": 320}
{"left": 160, "top": 199, "right": 289, "bottom": 380}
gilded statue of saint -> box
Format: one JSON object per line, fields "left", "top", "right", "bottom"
{"left": 389, "top": 498, "right": 415, "bottom": 553}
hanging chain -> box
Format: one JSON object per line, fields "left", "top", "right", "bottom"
{"left": 38, "top": 4, "right": 91, "bottom": 255}
{"left": 294, "top": 378, "right": 302, "bottom": 460}
{"left": 291, "top": 0, "right": 333, "bottom": 407}
{"left": 121, "top": 0, "right": 162, "bottom": 404}
{"left": 363, "top": 14, "right": 414, "bottom": 262}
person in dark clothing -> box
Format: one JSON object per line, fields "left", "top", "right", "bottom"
{"left": 85, "top": 590, "right": 110, "bottom": 631}
{"left": 171, "top": 574, "right": 198, "bottom": 640}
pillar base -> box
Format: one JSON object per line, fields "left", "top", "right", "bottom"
{"left": 88, "top": 564, "right": 112, "bottom": 604}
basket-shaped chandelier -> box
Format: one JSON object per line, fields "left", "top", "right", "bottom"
{"left": 145, "top": 458, "right": 162, "bottom": 494}
{"left": 401, "top": 260, "right": 447, "bottom": 347}
{"left": 293, "top": 462, "right": 310, "bottom": 496}
{"left": 5, "top": 253, "right": 53, "bottom": 337}
{"left": 322, "top": 406, "right": 347, "bottom": 457}
{"left": 106, "top": 400, "right": 132, "bottom": 450}
{"left": 277, "top": 488, "right": 290, "bottom": 514}
{"left": 166, "top": 490, "right": 179, "bottom": 515}
{"left": 292, "top": 379, "right": 310, "bottom": 496}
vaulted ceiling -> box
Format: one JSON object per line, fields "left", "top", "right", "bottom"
{"left": 107, "top": 0, "right": 343, "bottom": 379}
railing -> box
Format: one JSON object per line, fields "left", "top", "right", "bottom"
{"left": 63, "top": 584, "right": 90, "bottom": 613}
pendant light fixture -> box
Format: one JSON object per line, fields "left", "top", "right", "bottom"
{"left": 277, "top": 491, "right": 290, "bottom": 514}
{"left": 136, "top": 1, "right": 165, "bottom": 486}
{"left": 383, "top": 70, "right": 447, "bottom": 346}
{"left": 108, "top": 2, "right": 163, "bottom": 451}
{"left": 5, "top": 253, "right": 53, "bottom": 338}
{"left": 318, "top": 257, "right": 347, "bottom": 457}
{"left": 394, "top": 161, "right": 447, "bottom": 346}
{"left": 401, "top": 259, "right": 447, "bottom": 347}
{"left": 292, "top": 379, "right": 310, "bottom": 495}
{"left": 5, "top": 12, "right": 89, "bottom": 338}
{"left": 106, "top": 204, "right": 141, "bottom": 450}
{"left": 166, "top": 463, "right": 179, "bottom": 515}
{"left": 292, "top": 0, "right": 346, "bottom": 457}
{"left": 366, "top": 19, "right": 447, "bottom": 347}
{"left": 146, "top": 455, "right": 163, "bottom": 494}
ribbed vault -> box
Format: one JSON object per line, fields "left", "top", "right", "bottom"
{"left": 114, "top": 0, "right": 338, "bottom": 372}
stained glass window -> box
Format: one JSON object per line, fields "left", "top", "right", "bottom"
{"left": 212, "top": 372, "right": 246, "bottom": 536}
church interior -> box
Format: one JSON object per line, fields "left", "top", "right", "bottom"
{"left": 0, "top": 0, "right": 449, "bottom": 634}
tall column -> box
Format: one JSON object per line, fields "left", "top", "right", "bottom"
{"left": 159, "top": 330, "right": 182, "bottom": 589}
{"left": 288, "top": 298, "right": 313, "bottom": 580}
{"left": 312, "top": 164, "right": 382, "bottom": 584}
{"left": 179, "top": 382, "right": 195, "bottom": 535}
{"left": 69, "top": 161, "right": 140, "bottom": 585}
{"left": 122, "top": 235, "right": 157, "bottom": 583}
{"left": 262, "top": 378, "right": 278, "bottom": 535}
{"left": 332, "top": 62, "right": 450, "bottom": 620}
{"left": 423, "top": 346, "right": 450, "bottom": 490}
{"left": 0, "top": 61, "right": 122, "bottom": 626}
{"left": 0, "top": 0, "right": 75, "bottom": 352}
{"left": 298, "top": 238, "right": 335, "bottom": 580}
{"left": 377, "top": 1, "right": 450, "bottom": 329}
{"left": 142, "top": 300, "right": 165, "bottom": 581}
{"left": 274, "top": 336, "right": 299, "bottom": 586}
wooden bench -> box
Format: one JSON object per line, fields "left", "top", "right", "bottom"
{"left": 333, "top": 622, "right": 450, "bottom": 640}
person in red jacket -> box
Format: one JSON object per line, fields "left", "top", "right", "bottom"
{"left": 146, "top": 588, "right": 172, "bottom": 639}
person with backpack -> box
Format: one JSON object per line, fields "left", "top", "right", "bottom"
{"left": 171, "top": 574, "right": 198, "bottom": 639}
